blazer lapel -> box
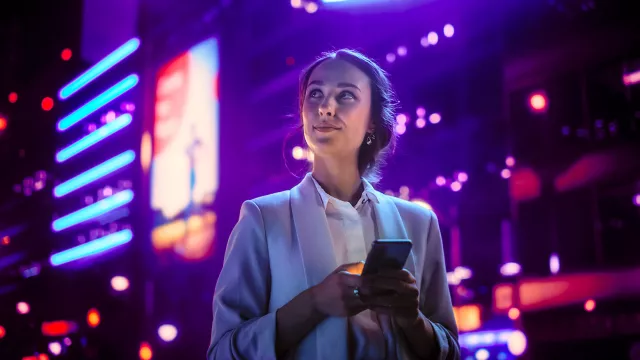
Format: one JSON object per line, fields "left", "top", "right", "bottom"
{"left": 370, "top": 191, "right": 416, "bottom": 276}
{"left": 290, "top": 173, "right": 338, "bottom": 288}
{"left": 290, "top": 173, "right": 348, "bottom": 360}
{"left": 370, "top": 192, "right": 419, "bottom": 360}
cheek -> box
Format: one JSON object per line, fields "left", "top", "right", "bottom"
{"left": 343, "top": 106, "right": 371, "bottom": 133}
{"left": 302, "top": 102, "right": 317, "bottom": 122}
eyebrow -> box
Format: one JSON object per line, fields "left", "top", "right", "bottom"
{"left": 308, "top": 80, "right": 361, "bottom": 91}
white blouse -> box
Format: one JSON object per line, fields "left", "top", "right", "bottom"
{"left": 311, "top": 176, "right": 398, "bottom": 360}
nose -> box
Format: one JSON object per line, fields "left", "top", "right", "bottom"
{"left": 318, "top": 99, "right": 335, "bottom": 117}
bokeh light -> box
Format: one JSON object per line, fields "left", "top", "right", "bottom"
{"left": 505, "top": 156, "right": 516, "bottom": 167}
{"left": 49, "top": 342, "right": 62, "bottom": 356}
{"left": 507, "top": 330, "right": 527, "bottom": 356}
{"left": 386, "top": 53, "right": 396, "bottom": 63}
{"left": 529, "top": 92, "right": 548, "bottom": 113}
{"left": 61, "top": 48, "right": 73, "bottom": 61}
{"left": 584, "top": 299, "right": 596, "bottom": 312}
{"left": 41, "top": 97, "right": 54, "bottom": 111}
{"left": 158, "top": 324, "right": 178, "bottom": 342}
{"left": 87, "top": 308, "right": 100, "bottom": 328}
{"left": 292, "top": 146, "right": 305, "bottom": 160}
{"left": 508, "top": 307, "right": 520, "bottom": 320}
{"left": 304, "top": 2, "right": 318, "bottom": 13}
{"left": 111, "top": 276, "right": 130, "bottom": 291}
{"left": 139, "top": 342, "right": 153, "bottom": 360}
{"left": 427, "top": 31, "right": 439, "bottom": 45}
{"left": 443, "top": 24, "right": 455, "bottom": 37}
{"left": 17, "top": 302, "right": 30, "bottom": 314}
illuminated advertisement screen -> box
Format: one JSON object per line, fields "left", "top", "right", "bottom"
{"left": 150, "top": 38, "right": 219, "bottom": 261}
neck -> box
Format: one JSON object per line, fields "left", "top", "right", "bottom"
{"left": 311, "top": 156, "right": 363, "bottom": 204}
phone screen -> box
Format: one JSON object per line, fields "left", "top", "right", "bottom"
{"left": 362, "top": 239, "right": 412, "bottom": 276}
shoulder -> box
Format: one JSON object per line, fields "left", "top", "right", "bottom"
{"left": 246, "top": 190, "right": 290, "bottom": 210}
{"left": 237, "top": 190, "right": 291, "bottom": 228}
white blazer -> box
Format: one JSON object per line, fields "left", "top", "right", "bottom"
{"left": 207, "top": 173, "right": 459, "bottom": 360}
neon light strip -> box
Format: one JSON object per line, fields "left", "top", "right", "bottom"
{"left": 49, "top": 229, "right": 133, "bottom": 266}
{"left": 57, "top": 74, "right": 139, "bottom": 132}
{"left": 52, "top": 190, "right": 134, "bottom": 232}
{"left": 58, "top": 38, "right": 141, "bottom": 100}
{"left": 56, "top": 114, "right": 132, "bottom": 163}
{"left": 459, "top": 329, "right": 515, "bottom": 348}
{"left": 54, "top": 150, "right": 136, "bottom": 198}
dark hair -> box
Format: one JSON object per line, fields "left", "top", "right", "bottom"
{"left": 298, "top": 49, "right": 398, "bottom": 184}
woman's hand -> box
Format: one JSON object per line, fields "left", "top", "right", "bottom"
{"left": 361, "top": 269, "right": 421, "bottom": 328}
{"left": 311, "top": 262, "right": 368, "bottom": 317}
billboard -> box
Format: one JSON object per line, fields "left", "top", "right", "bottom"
{"left": 150, "top": 38, "right": 219, "bottom": 261}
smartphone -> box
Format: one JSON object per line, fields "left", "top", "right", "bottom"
{"left": 361, "top": 239, "right": 413, "bottom": 276}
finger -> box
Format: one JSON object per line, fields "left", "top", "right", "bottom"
{"left": 344, "top": 286, "right": 366, "bottom": 309}
{"left": 369, "top": 306, "right": 395, "bottom": 316}
{"left": 337, "top": 271, "right": 363, "bottom": 288}
{"left": 363, "top": 277, "right": 418, "bottom": 296}
{"left": 370, "top": 306, "right": 418, "bottom": 320}
{"left": 375, "top": 269, "right": 415, "bottom": 283}
{"left": 366, "top": 293, "right": 418, "bottom": 309}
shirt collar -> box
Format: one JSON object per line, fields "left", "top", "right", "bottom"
{"left": 310, "top": 174, "right": 379, "bottom": 210}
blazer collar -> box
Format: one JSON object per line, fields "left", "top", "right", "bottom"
{"left": 309, "top": 173, "right": 379, "bottom": 210}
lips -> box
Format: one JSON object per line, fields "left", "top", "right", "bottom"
{"left": 314, "top": 126, "right": 340, "bottom": 133}
{"left": 314, "top": 124, "right": 341, "bottom": 130}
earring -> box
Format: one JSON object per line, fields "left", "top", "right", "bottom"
{"left": 366, "top": 133, "right": 375, "bottom": 145}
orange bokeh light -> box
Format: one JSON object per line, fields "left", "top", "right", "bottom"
{"left": 508, "top": 307, "right": 521, "bottom": 320}
{"left": 584, "top": 299, "right": 596, "bottom": 312}
{"left": 0, "top": 117, "right": 7, "bottom": 131}
{"left": 139, "top": 342, "right": 153, "bottom": 360}
{"left": 41, "top": 97, "right": 54, "bottom": 111}
{"left": 87, "top": 308, "right": 100, "bottom": 328}
{"left": 452, "top": 304, "right": 482, "bottom": 332}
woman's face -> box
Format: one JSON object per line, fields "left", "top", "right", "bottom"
{"left": 302, "top": 59, "right": 373, "bottom": 160}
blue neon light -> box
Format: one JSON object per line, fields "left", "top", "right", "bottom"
{"left": 49, "top": 229, "right": 133, "bottom": 266}
{"left": 56, "top": 113, "right": 132, "bottom": 163}
{"left": 54, "top": 150, "right": 136, "bottom": 198}
{"left": 58, "top": 38, "right": 141, "bottom": 100}
{"left": 459, "top": 329, "right": 515, "bottom": 348}
{"left": 57, "top": 74, "right": 139, "bottom": 132}
{"left": 52, "top": 190, "right": 134, "bottom": 232}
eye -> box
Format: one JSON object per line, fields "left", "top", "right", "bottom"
{"left": 338, "top": 91, "right": 356, "bottom": 101}
{"left": 308, "top": 89, "right": 323, "bottom": 98}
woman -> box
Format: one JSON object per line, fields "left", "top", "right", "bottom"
{"left": 208, "top": 49, "right": 459, "bottom": 360}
